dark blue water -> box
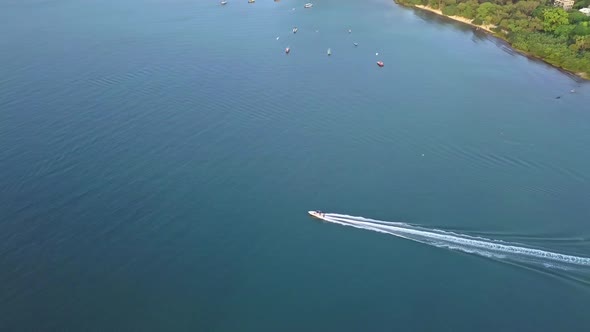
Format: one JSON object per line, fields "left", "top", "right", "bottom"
{"left": 2, "top": 0, "right": 590, "bottom": 330}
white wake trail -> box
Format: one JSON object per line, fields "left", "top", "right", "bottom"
{"left": 322, "top": 213, "right": 590, "bottom": 268}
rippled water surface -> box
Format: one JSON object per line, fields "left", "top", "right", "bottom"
{"left": 1, "top": 0, "right": 590, "bottom": 330}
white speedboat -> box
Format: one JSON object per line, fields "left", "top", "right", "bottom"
{"left": 308, "top": 211, "right": 326, "bottom": 219}
{"left": 292, "top": 27, "right": 298, "bottom": 33}
{"left": 327, "top": 48, "right": 331, "bottom": 56}
{"left": 304, "top": 3, "right": 313, "bottom": 8}
{"left": 221, "top": 1, "right": 228, "bottom": 4}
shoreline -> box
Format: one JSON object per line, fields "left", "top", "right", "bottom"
{"left": 414, "top": 5, "right": 496, "bottom": 34}
{"left": 397, "top": 2, "right": 589, "bottom": 81}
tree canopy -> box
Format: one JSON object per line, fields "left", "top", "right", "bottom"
{"left": 542, "top": 8, "right": 569, "bottom": 32}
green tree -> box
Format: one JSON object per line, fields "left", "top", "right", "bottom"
{"left": 528, "top": 17, "right": 544, "bottom": 32}
{"left": 476, "top": 2, "right": 495, "bottom": 23}
{"left": 542, "top": 8, "right": 569, "bottom": 33}
{"left": 570, "top": 36, "right": 590, "bottom": 52}
{"left": 456, "top": 1, "right": 478, "bottom": 19}
{"left": 574, "top": 0, "right": 590, "bottom": 9}
{"left": 515, "top": 1, "right": 540, "bottom": 16}
{"left": 569, "top": 11, "right": 590, "bottom": 24}
{"left": 572, "top": 22, "right": 590, "bottom": 36}
{"left": 532, "top": 5, "right": 550, "bottom": 19}
{"left": 443, "top": 4, "right": 458, "bottom": 15}
{"left": 554, "top": 24, "right": 575, "bottom": 37}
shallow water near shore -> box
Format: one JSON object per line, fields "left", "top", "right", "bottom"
{"left": 1, "top": 0, "right": 590, "bottom": 331}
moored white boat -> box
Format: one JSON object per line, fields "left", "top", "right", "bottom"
{"left": 304, "top": 3, "right": 313, "bottom": 8}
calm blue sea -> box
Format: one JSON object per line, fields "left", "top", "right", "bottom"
{"left": 1, "top": 0, "right": 590, "bottom": 330}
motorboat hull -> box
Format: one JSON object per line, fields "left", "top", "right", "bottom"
{"left": 308, "top": 211, "right": 326, "bottom": 220}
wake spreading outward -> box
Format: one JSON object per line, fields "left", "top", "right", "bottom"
{"left": 309, "top": 211, "right": 590, "bottom": 283}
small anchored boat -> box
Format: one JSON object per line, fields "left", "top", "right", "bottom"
{"left": 248, "top": 0, "right": 255, "bottom": 3}
{"left": 353, "top": 42, "right": 358, "bottom": 46}
{"left": 304, "top": 3, "right": 313, "bottom": 8}
{"left": 377, "top": 61, "right": 384, "bottom": 67}
{"left": 327, "top": 48, "right": 331, "bottom": 56}
{"left": 285, "top": 47, "right": 290, "bottom": 54}
{"left": 292, "top": 27, "right": 298, "bottom": 33}
{"left": 221, "top": 1, "right": 227, "bottom": 4}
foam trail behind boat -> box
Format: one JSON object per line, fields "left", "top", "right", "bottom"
{"left": 321, "top": 213, "right": 590, "bottom": 271}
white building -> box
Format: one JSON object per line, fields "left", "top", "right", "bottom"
{"left": 554, "top": 0, "right": 574, "bottom": 10}
{"left": 580, "top": 7, "right": 590, "bottom": 16}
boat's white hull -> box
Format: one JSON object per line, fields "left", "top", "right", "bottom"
{"left": 308, "top": 211, "right": 326, "bottom": 220}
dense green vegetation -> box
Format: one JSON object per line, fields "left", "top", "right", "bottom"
{"left": 396, "top": 0, "right": 590, "bottom": 77}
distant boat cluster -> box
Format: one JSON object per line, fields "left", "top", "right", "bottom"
{"left": 220, "top": 1, "right": 384, "bottom": 67}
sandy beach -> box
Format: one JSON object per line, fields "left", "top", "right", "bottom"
{"left": 414, "top": 5, "right": 496, "bottom": 33}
